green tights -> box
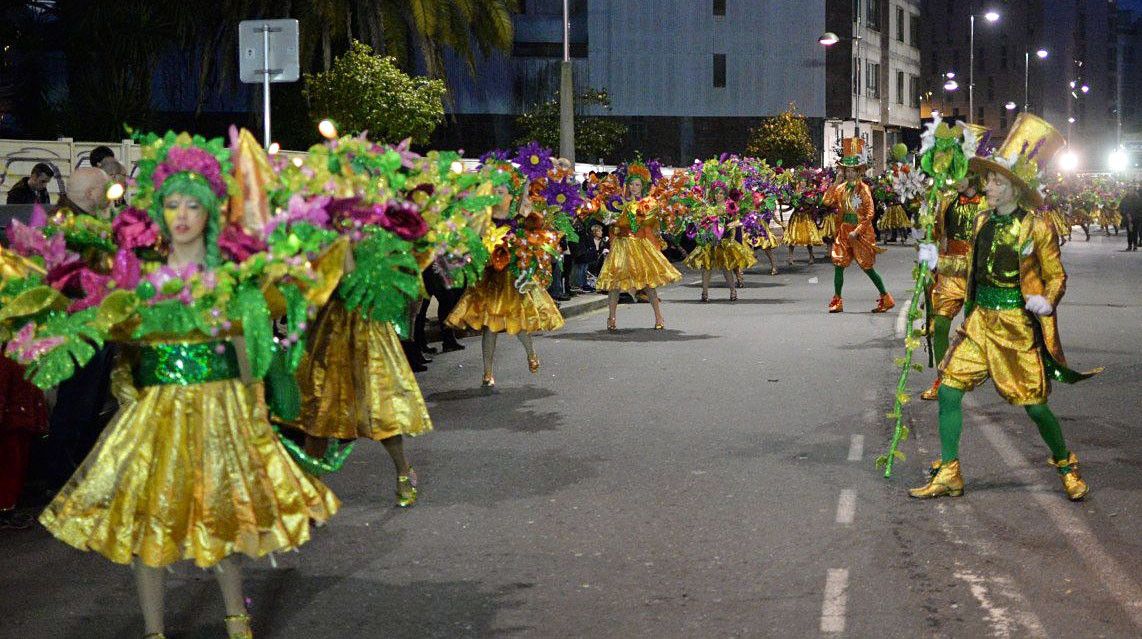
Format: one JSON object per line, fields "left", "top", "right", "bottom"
{"left": 931, "top": 315, "right": 953, "bottom": 364}
{"left": 834, "top": 265, "right": 887, "bottom": 297}
{"left": 936, "top": 385, "right": 1070, "bottom": 463}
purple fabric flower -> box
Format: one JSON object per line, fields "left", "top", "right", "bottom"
{"left": 378, "top": 200, "right": 429, "bottom": 240}
{"left": 543, "top": 178, "right": 583, "bottom": 214}
{"left": 152, "top": 146, "right": 227, "bottom": 199}
{"left": 113, "top": 206, "right": 161, "bottom": 250}
{"left": 605, "top": 194, "right": 624, "bottom": 213}
{"left": 513, "top": 142, "right": 554, "bottom": 180}
{"left": 479, "top": 149, "right": 511, "bottom": 167}
{"left": 218, "top": 224, "right": 268, "bottom": 261}
{"left": 265, "top": 194, "right": 332, "bottom": 236}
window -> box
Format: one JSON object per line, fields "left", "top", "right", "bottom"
{"left": 910, "top": 74, "right": 920, "bottom": 107}
{"left": 896, "top": 70, "right": 905, "bottom": 104}
{"left": 867, "top": 0, "right": 881, "bottom": 30}
{"left": 866, "top": 61, "right": 880, "bottom": 98}
{"left": 713, "top": 53, "right": 726, "bottom": 88}
{"left": 713, "top": 0, "right": 726, "bottom": 16}
{"left": 909, "top": 14, "right": 920, "bottom": 47}
{"left": 896, "top": 6, "right": 905, "bottom": 42}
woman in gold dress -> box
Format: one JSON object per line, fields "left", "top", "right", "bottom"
{"left": 596, "top": 163, "right": 682, "bottom": 329}
{"left": 447, "top": 165, "right": 565, "bottom": 387}
{"left": 683, "top": 183, "right": 756, "bottom": 302}
{"left": 35, "top": 134, "right": 339, "bottom": 639}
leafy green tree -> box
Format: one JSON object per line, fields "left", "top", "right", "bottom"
{"left": 515, "top": 88, "right": 629, "bottom": 162}
{"left": 746, "top": 103, "right": 817, "bottom": 167}
{"left": 303, "top": 41, "right": 446, "bottom": 144}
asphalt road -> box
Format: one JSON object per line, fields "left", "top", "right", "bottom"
{"left": 2, "top": 232, "right": 1139, "bottom": 639}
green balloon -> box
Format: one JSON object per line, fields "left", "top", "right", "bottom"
{"left": 891, "top": 143, "right": 909, "bottom": 162}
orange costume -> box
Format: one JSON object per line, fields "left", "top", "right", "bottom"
{"left": 823, "top": 179, "right": 884, "bottom": 270}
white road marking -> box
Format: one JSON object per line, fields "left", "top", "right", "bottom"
{"left": 953, "top": 568, "right": 1048, "bottom": 638}
{"left": 820, "top": 568, "right": 850, "bottom": 633}
{"left": 894, "top": 299, "right": 911, "bottom": 338}
{"left": 971, "top": 402, "right": 1142, "bottom": 629}
{"left": 847, "top": 434, "right": 864, "bottom": 461}
{"left": 835, "top": 489, "right": 856, "bottom": 524}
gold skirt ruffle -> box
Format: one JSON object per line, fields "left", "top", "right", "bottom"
{"left": 296, "top": 300, "right": 433, "bottom": 441}
{"left": 39, "top": 378, "right": 339, "bottom": 568}
{"left": 878, "top": 204, "right": 911, "bottom": 230}
{"left": 818, "top": 213, "right": 838, "bottom": 239}
{"left": 684, "top": 239, "right": 758, "bottom": 272}
{"left": 447, "top": 268, "right": 565, "bottom": 335}
{"left": 1101, "top": 209, "right": 1122, "bottom": 226}
{"left": 784, "top": 212, "right": 824, "bottom": 246}
{"left": 596, "top": 236, "right": 682, "bottom": 292}
{"left": 747, "top": 228, "right": 780, "bottom": 250}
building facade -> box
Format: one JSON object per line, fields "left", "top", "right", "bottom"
{"left": 823, "top": 0, "right": 923, "bottom": 170}
{"left": 920, "top": 0, "right": 1122, "bottom": 172}
{"left": 438, "top": 0, "right": 827, "bottom": 164}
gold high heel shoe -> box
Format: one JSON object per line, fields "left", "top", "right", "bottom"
{"left": 224, "top": 613, "right": 253, "bottom": 639}
{"left": 481, "top": 373, "right": 495, "bottom": 388}
{"left": 1049, "top": 452, "right": 1089, "bottom": 501}
{"left": 528, "top": 355, "right": 540, "bottom": 373}
{"left": 908, "top": 459, "right": 964, "bottom": 498}
{"left": 654, "top": 322, "right": 664, "bottom": 330}
{"left": 396, "top": 467, "right": 419, "bottom": 507}
{"left": 607, "top": 317, "right": 617, "bottom": 332}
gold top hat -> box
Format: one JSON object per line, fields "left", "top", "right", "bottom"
{"left": 838, "top": 137, "right": 867, "bottom": 168}
{"left": 968, "top": 113, "right": 1065, "bottom": 208}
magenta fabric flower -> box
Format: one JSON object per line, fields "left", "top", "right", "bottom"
{"left": 152, "top": 146, "right": 227, "bottom": 198}
{"left": 113, "top": 206, "right": 161, "bottom": 250}
{"left": 218, "top": 224, "right": 268, "bottom": 261}
{"left": 5, "top": 324, "right": 65, "bottom": 365}
{"left": 379, "top": 201, "right": 429, "bottom": 240}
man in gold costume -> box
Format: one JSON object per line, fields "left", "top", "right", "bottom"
{"left": 911, "top": 114, "right": 1100, "bottom": 502}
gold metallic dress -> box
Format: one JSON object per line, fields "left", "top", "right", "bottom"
{"left": 447, "top": 267, "right": 565, "bottom": 335}
{"left": 878, "top": 203, "right": 911, "bottom": 230}
{"left": 39, "top": 339, "right": 339, "bottom": 568}
{"left": 683, "top": 238, "right": 757, "bottom": 271}
{"left": 783, "top": 210, "right": 824, "bottom": 246}
{"left": 295, "top": 299, "right": 432, "bottom": 441}
{"left": 596, "top": 234, "right": 682, "bottom": 292}
{"left": 818, "top": 211, "right": 838, "bottom": 239}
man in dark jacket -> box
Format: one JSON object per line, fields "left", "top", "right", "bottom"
{"left": 1122, "top": 186, "right": 1141, "bottom": 251}
{"left": 6, "top": 163, "right": 54, "bottom": 204}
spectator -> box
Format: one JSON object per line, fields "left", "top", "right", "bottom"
{"left": 56, "top": 167, "right": 111, "bottom": 218}
{"left": 89, "top": 145, "right": 115, "bottom": 169}
{"left": 6, "top": 163, "right": 54, "bottom": 205}
{"left": 1123, "top": 186, "right": 1141, "bottom": 252}
{"left": 573, "top": 222, "right": 609, "bottom": 292}
{"left": 414, "top": 267, "right": 466, "bottom": 355}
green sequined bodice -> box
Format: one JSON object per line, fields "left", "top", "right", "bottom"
{"left": 973, "top": 212, "right": 1023, "bottom": 289}
{"left": 947, "top": 200, "right": 981, "bottom": 242}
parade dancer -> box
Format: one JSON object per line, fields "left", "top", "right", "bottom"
{"left": 744, "top": 191, "right": 780, "bottom": 275}
{"left": 23, "top": 131, "right": 341, "bottom": 639}
{"left": 447, "top": 159, "right": 565, "bottom": 387}
{"left": 684, "top": 181, "right": 756, "bottom": 302}
{"left": 920, "top": 172, "right": 989, "bottom": 400}
{"left": 911, "top": 114, "right": 1100, "bottom": 502}
{"left": 822, "top": 138, "right": 894, "bottom": 313}
{"left": 782, "top": 168, "right": 825, "bottom": 266}
{"left": 596, "top": 161, "right": 681, "bottom": 330}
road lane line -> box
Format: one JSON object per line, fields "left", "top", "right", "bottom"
{"left": 820, "top": 568, "right": 849, "bottom": 633}
{"left": 847, "top": 434, "right": 864, "bottom": 461}
{"left": 894, "top": 299, "right": 911, "bottom": 337}
{"left": 835, "top": 489, "right": 856, "bottom": 524}
{"left": 972, "top": 405, "right": 1142, "bottom": 629}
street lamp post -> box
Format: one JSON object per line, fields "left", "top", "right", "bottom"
{"left": 969, "top": 9, "right": 1000, "bottom": 125}
{"left": 558, "top": 0, "right": 575, "bottom": 164}
{"left": 1023, "top": 49, "right": 1047, "bottom": 113}
{"left": 818, "top": 10, "right": 862, "bottom": 139}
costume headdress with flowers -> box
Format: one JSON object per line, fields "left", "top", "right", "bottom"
{"left": 968, "top": 112, "right": 1065, "bottom": 208}
{"left": 836, "top": 137, "right": 869, "bottom": 169}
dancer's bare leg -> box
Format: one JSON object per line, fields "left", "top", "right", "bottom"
{"left": 381, "top": 435, "right": 411, "bottom": 477}
{"left": 214, "top": 557, "right": 251, "bottom": 637}
{"left": 808, "top": 246, "right": 816, "bottom": 264}
{"left": 607, "top": 290, "right": 620, "bottom": 324}
{"left": 763, "top": 248, "right": 777, "bottom": 274}
{"left": 647, "top": 287, "right": 665, "bottom": 326}
{"left": 701, "top": 270, "right": 712, "bottom": 299}
{"left": 722, "top": 270, "right": 736, "bottom": 299}
{"left": 481, "top": 328, "right": 497, "bottom": 378}
{"left": 134, "top": 561, "right": 165, "bottom": 637}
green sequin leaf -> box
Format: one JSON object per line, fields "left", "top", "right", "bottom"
{"left": 233, "top": 283, "right": 273, "bottom": 379}
{"left": 338, "top": 230, "right": 420, "bottom": 324}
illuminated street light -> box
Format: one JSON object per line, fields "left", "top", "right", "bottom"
{"left": 1068, "top": 116, "right": 1076, "bottom": 123}
{"left": 1005, "top": 102, "right": 1017, "bottom": 110}
{"left": 945, "top": 71, "right": 956, "bottom": 79}
{"left": 1059, "top": 151, "right": 1079, "bottom": 172}
{"left": 984, "top": 10, "right": 1000, "bottom": 22}
{"left": 944, "top": 80, "right": 959, "bottom": 91}
{"left": 818, "top": 32, "right": 840, "bottom": 46}
{"left": 1036, "top": 49, "right": 1049, "bottom": 59}
{"left": 1109, "top": 149, "right": 1129, "bottom": 173}
{"left": 1080, "top": 85, "right": 1090, "bottom": 94}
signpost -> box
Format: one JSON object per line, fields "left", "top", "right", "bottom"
{"left": 239, "top": 19, "right": 300, "bottom": 148}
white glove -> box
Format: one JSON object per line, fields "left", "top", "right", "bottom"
{"left": 916, "top": 243, "right": 939, "bottom": 271}
{"left": 910, "top": 227, "right": 925, "bottom": 242}
{"left": 1024, "top": 294, "right": 1053, "bottom": 316}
